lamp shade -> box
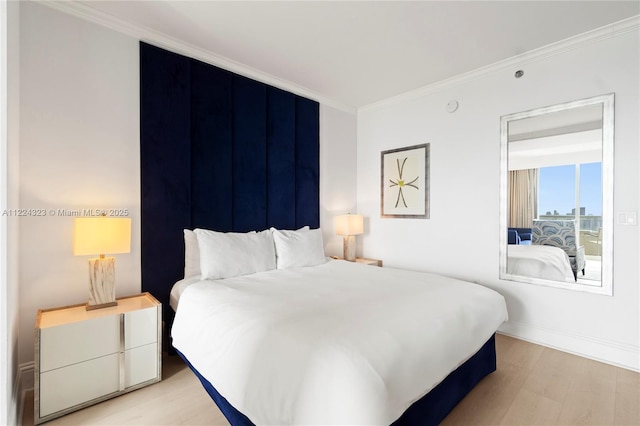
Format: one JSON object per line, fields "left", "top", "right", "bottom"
{"left": 73, "top": 217, "right": 132, "bottom": 256}
{"left": 335, "top": 214, "right": 363, "bottom": 236}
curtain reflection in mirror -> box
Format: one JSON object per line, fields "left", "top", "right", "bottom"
{"left": 508, "top": 169, "right": 538, "bottom": 228}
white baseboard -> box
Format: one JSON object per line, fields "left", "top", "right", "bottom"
{"left": 16, "top": 362, "right": 34, "bottom": 426}
{"left": 499, "top": 320, "right": 639, "bottom": 372}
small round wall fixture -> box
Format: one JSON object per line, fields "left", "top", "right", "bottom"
{"left": 515, "top": 70, "right": 524, "bottom": 78}
{"left": 447, "top": 100, "right": 459, "bottom": 113}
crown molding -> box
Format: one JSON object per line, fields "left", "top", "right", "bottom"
{"left": 360, "top": 15, "right": 640, "bottom": 113}
{"left": 35, "top": 0, "right": 357, "bottom": 114}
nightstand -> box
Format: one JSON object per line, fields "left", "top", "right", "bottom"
{"left": 34, "top": 292, "right": 162, "bottom": 424}
{"left": 332, "top": 257, "right": 383, "bottom": 267}
{"left": 354, "top": 257, "right": 383, "bottom": 267}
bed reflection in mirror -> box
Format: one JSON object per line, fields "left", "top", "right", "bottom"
{"left": 499, "top": 94, "right": 614, "bottom": 295}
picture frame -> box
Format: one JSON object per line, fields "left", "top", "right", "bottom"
{"left": 381, "top": 143, "right": 430, "bottom": 218}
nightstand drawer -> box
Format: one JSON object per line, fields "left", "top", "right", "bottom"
{"left": 39, "top": 353, "right": 119, "bottom": 417}
{"left": 124, "top": 306, "right": 157, "bottom": 349}
{"left": 40, "top": 315, "right": 120, "bottom": 372}
{"left": 125, "top": 342, "right": 158, "bottom": 388}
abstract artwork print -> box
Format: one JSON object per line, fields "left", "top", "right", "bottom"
{"left": 381, "top": 143, "right": 430, "bottom": 218}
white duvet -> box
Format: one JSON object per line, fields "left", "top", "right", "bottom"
{"left": 171, "top": 260, "right": 508, "bottom": 425}
{"left": 507, "top": 244, "right": 575, "bottom": 283}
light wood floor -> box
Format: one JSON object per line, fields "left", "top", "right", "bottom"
{"left": 23, "top": 334, "right": 639, "bottom": 425}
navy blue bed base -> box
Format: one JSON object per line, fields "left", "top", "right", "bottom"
{"left": 176, "top": 334, "right": 496, "bottom": 426}
{"left": 176, "top": 349, "right": 254, "bottom": 426}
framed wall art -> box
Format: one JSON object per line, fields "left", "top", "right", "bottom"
{"left": 381, "top": 143, "right": 430, "bottom": 218}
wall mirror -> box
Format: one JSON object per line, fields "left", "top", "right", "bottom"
{"left": 499, "top": 94, "right": 614, "bottom": 295}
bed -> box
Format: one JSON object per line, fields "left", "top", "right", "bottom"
{"left": 507, "top": 244, "right": 576, "bottom": 282}
{"left": 170, "top": 228, "right": 508, "bottom": 425}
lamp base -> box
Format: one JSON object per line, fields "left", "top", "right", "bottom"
{"left": 86, "top": 256, "right": 117, "bottom": 310}
{"left": 343, "top": 235, "right": 356, "bottom": 261}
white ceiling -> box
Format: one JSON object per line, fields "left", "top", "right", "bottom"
{"left": 76, "top": 1, "right": 639, "bottom": 109}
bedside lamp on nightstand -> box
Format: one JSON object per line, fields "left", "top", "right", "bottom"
{"left": 73, "top": 216, "right": 131, "bottom": 310}
{"left": 335, "top": 214, "right": 363, "bottom": 262}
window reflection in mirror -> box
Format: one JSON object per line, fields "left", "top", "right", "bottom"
{"left": 499, "top": 94, "right": 613, "bottom": 295}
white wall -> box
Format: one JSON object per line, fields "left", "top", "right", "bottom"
{"left": 1, "top": 1, "right": 9, "bottom": 421}
{"left": 17, "top": 1, "right": 357, "bottom": 372}
{"left": 357, "top": 28, "right": 639, "bottom": 370}
{"left": 18, "top": 1, "right": 140, "bottom": 368}
{"left": 320, "top": 105, "right": 358, "bottom": 256}
{"left": 2, "top": 1, "right": 21, "bottom": 424}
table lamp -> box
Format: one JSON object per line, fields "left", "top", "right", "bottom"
{"left": 73, "top": 216, "right": 131, "bottom": 310}
{"left": 335, "top": 214, "right": 363, "bottom": 261}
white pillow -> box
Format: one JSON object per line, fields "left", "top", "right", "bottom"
{"left": 183, "top": 229, "right": 200, "bottom": 278}
{"left": 269, "top": 225, "right": 309, "bottom": 233}
{"left": 195, "top": 228, "right": 276, "bottom": 280}
{"left": 272, "top": 227, "right": 326, "bottom": 269}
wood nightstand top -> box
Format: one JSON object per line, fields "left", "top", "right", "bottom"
{"left": 332, "top": 257, "right": 382, "bottom": 267}
{"left": 37, "top": 293, "right": 160, "bottom": 329}
{"left": 354, "top": 257, "right": 382, "bottom": 267}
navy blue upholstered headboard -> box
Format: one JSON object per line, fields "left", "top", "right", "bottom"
{"left": 140, "top": 42, "right": 319, "bottom": 318}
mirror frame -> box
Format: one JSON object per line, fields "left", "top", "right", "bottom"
{"left": 499, "top": 93, "right": 614, "bottom": 295}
